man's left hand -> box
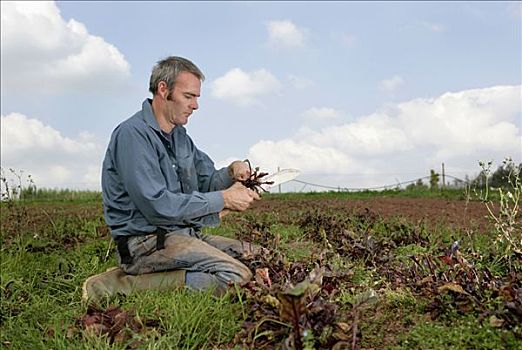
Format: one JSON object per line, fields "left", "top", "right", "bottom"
{"left": 228, "top": 160, "right": 251, "bottom": 181}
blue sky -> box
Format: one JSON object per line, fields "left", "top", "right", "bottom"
{"left": 1, "top": 1, "right": 521, "bottom": 191}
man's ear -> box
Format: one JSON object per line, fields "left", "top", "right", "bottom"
{"left": 158, "top": 81, "right": 169, "bottom": 100}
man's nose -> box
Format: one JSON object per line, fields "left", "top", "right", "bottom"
{"left": 191, "top": 99, "right": 199, "bottom": 110}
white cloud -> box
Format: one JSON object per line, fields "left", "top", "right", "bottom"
{"left": 396, "top": 86, "right": 521, "bottom": 157}
{"left": 296, "top": 113, "right": 413, "bottom": 157}
{"left": 379, "top": 75, "right": 405, "bottom": 94}
{"left": 248, "top": 140, "right": 360, "bottom": 174}
{"left": 247, "top": 85, "right": 522, "bottom": 189}
{"left": 0, "top": 113, "right": 105, "bottom": 189}
{"left": 1, "top": 1, "right": 130, "bottom": 94}
{"left": 210, "top": 68, "right": 282, "bottom": 106}
{"left": 266, "top": 20, "right": 307, "bottom": 49}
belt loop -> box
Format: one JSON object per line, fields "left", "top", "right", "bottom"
{"left": 116, "top": 236, "right": 133, "bottom": 264}
{"left": 156, "top": 228, "right": 167, "bottom": 251}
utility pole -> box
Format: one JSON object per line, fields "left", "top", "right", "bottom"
{"left": 442, "top": 163, "right": 446, "bottom": 190}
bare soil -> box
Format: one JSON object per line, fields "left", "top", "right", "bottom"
{"left": 252, "top": 196, "right": 494, "bottom": 232}
{"left": 1, "top": 197, "right": 493, "bottom": 239}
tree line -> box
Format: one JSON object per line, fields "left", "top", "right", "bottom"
{"left": 407, "top": 159, "right": 521, "bottom": 191}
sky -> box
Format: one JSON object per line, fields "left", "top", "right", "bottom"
{"left": 1, "top": 1, "right": 521, "bottom": 192}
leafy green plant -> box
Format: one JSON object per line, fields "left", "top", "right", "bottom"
{"left": 277, "top": 280, "right": 315, "bottom": 350}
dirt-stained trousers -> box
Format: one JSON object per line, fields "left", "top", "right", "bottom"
{"left": 117, "top": 228, "right": 254, "bottom": 295}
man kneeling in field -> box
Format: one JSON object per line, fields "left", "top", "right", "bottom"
{"left": 83, "top": 56, "right": 260, "bottom": 301}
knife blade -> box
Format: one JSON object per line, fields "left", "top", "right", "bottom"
{"left": 259, "top": 169, "right": 300, "bottom": 191}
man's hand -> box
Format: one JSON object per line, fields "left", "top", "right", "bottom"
{"left": 228, "top": 160, "right": 251, "bottom": 181}
{"left": 222, "top": 182, "right": 260, "bottom": 212}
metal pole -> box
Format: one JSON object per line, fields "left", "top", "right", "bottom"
{"left": 442, "top": 162, "right": 446, "bottom": 190}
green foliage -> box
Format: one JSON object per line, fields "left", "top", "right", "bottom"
{"left": 393, "top": 315, "right": 520, "bottom": 350}
{"left": 430, "top": 169, "right": 440, "bottom": 190}
{"left": 20, "top": 188, "right": 102, "bottom": 202}
{"left": 382, "top": 287, "right": 417, "bottom": 309}
{"left": 117, "top": 289, "right": 242, "bottom": 349}
{"left": 1, "top": 240, "right": 115, "bottom": 348}
{"left": 405, "top": 178, "right": 428, "bottom": 191}
{"left": 267, "top": 187, "right": 469, "bottom": 201}
{"left": 472, "top": 159, "right": 522, "bottom": 192}
{"left": 1, "top": 225, "right": 241, "bottom": 349}
{"left": 1, "top": 188, "right": 520, "bottom": 349}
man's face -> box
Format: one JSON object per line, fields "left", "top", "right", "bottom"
{"left": 165, "top": 71, "right": 201, "bottom": 126}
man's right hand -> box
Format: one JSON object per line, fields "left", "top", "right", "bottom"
{"left": 222, "top": 182, "right": 260, "bottom": 212}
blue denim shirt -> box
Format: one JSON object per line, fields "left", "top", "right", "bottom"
{"left": 102, "top": 99, "right": 234, "bottom": 238}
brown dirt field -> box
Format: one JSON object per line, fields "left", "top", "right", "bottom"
{"left": 0, "top": 202, "right": 107, "bottom": 239}
{"left": 1, "top": 197, "right": 497, "bottom": 238}
{"left": 251, "top": 197, "right": 495, "bottom": 232}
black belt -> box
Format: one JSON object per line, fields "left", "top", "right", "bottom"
{"left": 115, "top": 228, "right": 168, "bottom": 265}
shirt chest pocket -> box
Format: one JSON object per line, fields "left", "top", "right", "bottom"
{"left": 176, "top": 155, "right": 199, "bottom": 193}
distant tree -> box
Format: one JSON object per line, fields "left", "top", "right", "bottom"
{"left": 490, "top": 161, "right": 521, "bottom": 189}
{"left": 406, "top": 178, "right": 428, "bottom": 191}
{"left": 472, "top": 170, "right": 488, "bottom": 189}
{"left": 429, "top": 169, "right": 440, "bottom": 190}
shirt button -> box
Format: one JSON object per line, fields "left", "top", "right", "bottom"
{"left": 172, "top": 164, "right": 176, "bottom": 168}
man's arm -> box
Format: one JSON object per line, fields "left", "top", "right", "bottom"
{"left": 194, "top": 155, "right": 233, "bottom": 192}
{"left": 192, "top": 144, "right": 251, "bottom": 192}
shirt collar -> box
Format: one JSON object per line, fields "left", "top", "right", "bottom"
{"left": 142, "top": 99, "right": 161, "bottom": 132}
{"left": 141, "top": 98, "right": 187, "bottom": 136}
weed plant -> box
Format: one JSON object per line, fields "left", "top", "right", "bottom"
{"left": 478, "top": 158, "right": 521, "bottom": 258}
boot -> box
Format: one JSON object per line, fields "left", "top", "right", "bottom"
{"left": 82, "top": 267, "right": 186, "bottom": 302}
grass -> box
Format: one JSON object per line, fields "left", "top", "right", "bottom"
{"left": 1, "top": 234, "right": 241, "bottom": 349}
{"left": 18, "top": 188, "right": 102, "bottom": 203}
{"left": 1, "top": 190, "right": 520, "bottom": 349}
{"left": 2, "top": 186, "right": 485, "bottom": 204}
{"left": 393, "top": 315, "right": 521, "bottom": 350}
{"left": 117, "top": 289, "right": 242, "bottom": 350}
{"left": 266, "top": 187, "right": 480, "bottom": 201}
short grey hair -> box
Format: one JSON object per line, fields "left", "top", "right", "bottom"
{"left": 149, "top": 56, "right": 205, "bottom": 95}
